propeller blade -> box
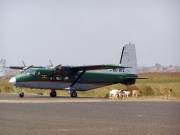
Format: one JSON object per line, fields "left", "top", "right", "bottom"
{"left": 23, "top": 65, "right": 33, "bottom": 70}
{"left": 49, "top": 60, "right": 53, "bottom": 67}
{"left": 22, "top": 60, "right": 26, "bottom": 67}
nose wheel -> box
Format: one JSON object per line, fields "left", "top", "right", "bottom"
{"left": 19, "top": 88, "right": 24, "bottom": 98}
{"left": 19, "top": 92, "right": 24, "bottom": 98}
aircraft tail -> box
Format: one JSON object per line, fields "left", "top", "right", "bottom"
{"left": 0, "top": 59, "right": 6, "bottom": 77}
{"left": 119, "top": 43, "right": 138, "bottom": 75}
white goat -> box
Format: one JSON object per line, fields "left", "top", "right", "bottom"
{"left": 109, "top": 90, "right": 122, "bottom": 100}
{"left": 122, "top": 90, "right": 130, "bottom": 99}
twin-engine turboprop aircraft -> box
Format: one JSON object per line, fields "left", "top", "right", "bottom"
{"left": 9, "top": 43, "right": 144, "bottom": 98}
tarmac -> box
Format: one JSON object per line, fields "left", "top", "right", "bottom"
{"left": 0, "top": 93, "right": 180, "bottom": 135}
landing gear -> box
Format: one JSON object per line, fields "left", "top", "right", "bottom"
{"left": 19, "top": 92, "right": 24, "bottom": 98}
{"left": 19, "top": 88, "right": 24, "bottom": 98}
{"left": 50, "top": 90, "right": 57, "bottom": 97}
{"left": 70, "top": 91, "right": 77, "bottom": 98}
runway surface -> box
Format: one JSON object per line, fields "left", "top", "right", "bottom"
{"left": 0, "top": 94, "right": 180, "bottom": 135}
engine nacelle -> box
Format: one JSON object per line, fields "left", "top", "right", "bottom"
{"left": 55, "top": 66, "right": 74, "bottom": 76}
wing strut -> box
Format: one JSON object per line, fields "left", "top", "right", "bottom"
{"left": 70, "top": 70, "right": 86, "bottom": 88}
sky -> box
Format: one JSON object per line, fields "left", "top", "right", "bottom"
{"left": 0, "top": 0, "right": 180, "bottom": 67}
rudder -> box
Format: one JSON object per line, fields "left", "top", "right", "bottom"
{"left": 119, "top": 43, "right": 137, "bottom": 75}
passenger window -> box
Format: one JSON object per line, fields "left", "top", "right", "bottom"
{"left": 64, "top": 76, "right": 69, "bottom": 80}
{"left": 25, "top": 69, "right": 36, "bottom": 75}
{"left": 31, "top": 70, "right": 36, "bottom": 75}
{"left": 55, "top": 76, "right": 62, "bottom": 80}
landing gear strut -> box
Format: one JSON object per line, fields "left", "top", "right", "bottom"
{"left": 19, "top": 88, "right": 24, "bottom": 98}
{"left": 50, "top": 90, "right": 57, "bottom": 97}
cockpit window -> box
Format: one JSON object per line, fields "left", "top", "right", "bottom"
{"left": 36, "top": 71, "right": 41, "bottom": 76}
{"left": 24, "top": 69, "right": 36, "bottom": 75}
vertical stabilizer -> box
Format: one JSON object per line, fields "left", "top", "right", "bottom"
{"left": 119, "top": 43, "right": 137, "bottom": 75}
{"left": 0, "top": 59, "right": 6, "bottom": 76}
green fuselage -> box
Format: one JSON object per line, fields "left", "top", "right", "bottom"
{"left": 12, "top": 68, "right": 137, "bottom": 91}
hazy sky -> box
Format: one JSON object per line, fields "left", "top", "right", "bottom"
{"left": 0, "top": 0, "right": 180, "bottom": 67}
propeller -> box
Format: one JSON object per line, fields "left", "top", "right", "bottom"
{"left": 22, "top": 60, "right": 26, "bottom": 67}
{"left": 23, "top": 65, "right": 33, "bottom": 70}
{"left": 49, "top": 60, "right": 53, "bottom": 67}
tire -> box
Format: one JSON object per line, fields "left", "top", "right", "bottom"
{"left": 70, "top": 91, "right": 77, "bottom": 97}
{"left": 19, "top": 92, "right": 24, "bottom": 98}
{"left": 50, "top": 90, "right": 56, "bottom": 97}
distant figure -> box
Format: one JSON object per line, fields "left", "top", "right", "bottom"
{"left": 132, "top": 90, "right": 141, "bottom": 98}
{"left": 161, "top": 88, "right": 173, "bottom": 100}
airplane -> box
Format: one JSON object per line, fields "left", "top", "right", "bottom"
{"left": 9, "top": 43, "right": 146, "bottom": 98}
{"left": 0, "top": 59, "right": 6, "bottom": 77}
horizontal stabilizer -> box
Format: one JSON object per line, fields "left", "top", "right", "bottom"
{"left": 126, "top": 77, "right": 148, "bottom": 79}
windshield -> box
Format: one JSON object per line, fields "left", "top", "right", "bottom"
{"left": 24, "top": 69, "right": 36, "bottom": 75}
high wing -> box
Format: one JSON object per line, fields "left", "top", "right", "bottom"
{"left": 69, "top": 64, "right": 131, "bottom": 71}
{"left": 55, "top": 64, "right": 131, "bottom": 89}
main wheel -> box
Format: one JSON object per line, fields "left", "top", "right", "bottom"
{"left": 50, "top": 90, "right": 57, "bottom": 97}
{"left": 19, "top": 92, "right": 24, "bottom": 98}
{"left": 70, "top": 91, "right": 77, "bottom": 98}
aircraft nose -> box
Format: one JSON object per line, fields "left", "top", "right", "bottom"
{"left": 9, "top": 77, "right": 16, "bottom": 85}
